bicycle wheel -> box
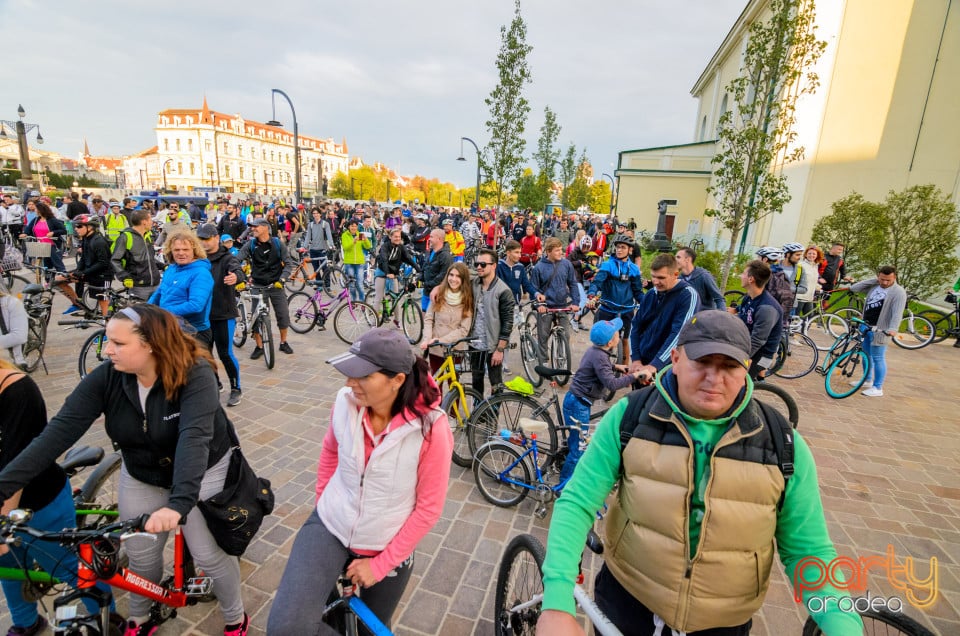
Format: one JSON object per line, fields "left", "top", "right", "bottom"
{"left": 284, "top": 265, "right": 307, "bottom": 293}
{"left": 21, "top": 316, "right": 47, "bottom": 373}
{"left": 752, "top": 382, "right": 800, "bottom": 429}
{"left": 804, "top": 312, "right": 848, "bottom": 351}
{"left": 549, "top": 330, "right": 571, "bottom": 386}
{"left": 824, "top": 348, "right": 869, "bottom": 398}
{"left": 233, "top": 302, "right": 248, "bottom": 347}
{"left": 287, "top": 292, "right": 318, "bottom": 334}
{"left": 774, "top": 333, "right": 818, "bottom": 379}
{"left": 80, "top": 286, "right": 102, "bottom": 313}
{"left": 724, "top": 289, "right": 745, "bottom": 308}
{"left": 332, "top": 301, "right": 379, "bottom": 345}
{"left": 400, "top": 299, "right": 423, "bottom": 344}
{"left": 74, "top": 451, "right": 122, "bottom": 528}
{"left": 891, "top": 313, "right": 934, "bottom": 350}
{"left": 494, "top": 534, "right": 545, "bottom": 636}
{"left": 468, "top": 393, "right": 557, "bottom": 472}
{"left": 802, "top": 608, "right": 933, "bottom": 636}
{"left": 257, "top": 317, "right": 275, "bottom": 369}
{"left": 1, "top": 272, "right": 30, "bottom": 296}
{"left": 602, "top": 339, "right": 626, "bottom": 402}
{"left": 442, "top": 385, "right": 483, "bottom": 468}
{"left": 473, "top": 442, "right": 531, "bottom": 508}
{"left": 322, "top": 267, "right": 347, "bottom": 299}
{"left": 78, "top": 329, "right": 109, "bottom": 378}
{"left": 833, "top": 307, "right": 862, "bottom": 326}
{"left": 918, "top": 309, "right": 952, "bottom": 344}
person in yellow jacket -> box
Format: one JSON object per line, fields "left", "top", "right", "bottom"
{"left": 104, "top": 201, "right": 130, "bottom": 247}
{"left": 340, "top": 218, "right": 371, "bottom": 301}
{"left": 442, "top": 218, "right": 465, "bottom": 262}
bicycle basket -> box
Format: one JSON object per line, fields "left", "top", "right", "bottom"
{"left": 503, "top": 376, "right": 534, "bottom": 396}
{"left": 945, "top": 292, "right": 957, "bottom": 305}
{"left": 25, "top": 242, "right": 52, "bottom": 259}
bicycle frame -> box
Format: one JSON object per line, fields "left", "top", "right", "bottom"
{"left": 434, "top": 352, "right": 470, "bottom": 419}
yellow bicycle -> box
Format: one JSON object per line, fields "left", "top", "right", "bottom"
{"left": 427, "top": 337, "right": 481, "bottom": 467}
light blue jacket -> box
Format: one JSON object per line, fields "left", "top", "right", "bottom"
{"left": 149, "top": 258, "right": 214, "bottom": 332}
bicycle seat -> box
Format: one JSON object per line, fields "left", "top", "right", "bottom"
{"left": 586, "top": 527, "right": 604, "bottom": 555}
{"left": 59, "top": 445, "right": 105, "bottom": 473}
{"left": 518, "top": 417, "right": 552, "bottom": 437}
{"left": 22, "top": 283, "right": 44, "bottom": 295}
{"left": 535, "top": 365, "right": 571, "bottom": 379}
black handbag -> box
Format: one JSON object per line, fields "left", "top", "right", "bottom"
{"left": 197, "top": 424, "right": 275, "bottom": 556}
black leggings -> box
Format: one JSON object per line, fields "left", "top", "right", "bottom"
{"left": 210, "top": 319, "right": 241, "bottom": 390}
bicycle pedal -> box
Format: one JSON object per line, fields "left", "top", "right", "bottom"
{"left": 534, "top": 505, "right": 549, "bottom": 519}
{"left": 185, "top": 576, "right": 214, "bottom": 596}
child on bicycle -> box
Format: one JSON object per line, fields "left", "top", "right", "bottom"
{"left": 559, "top": 318, "right": 644, "bottom": 482}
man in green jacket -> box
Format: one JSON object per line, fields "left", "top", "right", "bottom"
{"left": 340, "top": 218, "right": 371, "bottom": 302}
{"left": 538, "top": 310, "right": 863, "bottom": 635}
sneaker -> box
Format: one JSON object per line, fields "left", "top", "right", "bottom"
{"left": 62, "top": 304, "right": 82, "bottom": 315}
{"left": 250, "top": 347, "right": 264, "bottom": 360}
{"left": 571, "top": 320, "right": 580, "bottom": 333}
{"left": 8, "top": 615, "right": 47, "bottom": 635}
{"left": 861, "top": 387, "right": 884, "bottom": 397}
{"left": 227, "top": 389, "right": 242, "bottom": 407}
{"left": 223, "top": 613, "right": 249, "bottom": 636}
{"left": 279, "top": 341, "right": 294, "bottom": 354}
{"left": 123, "top": 619, "right": 160, "bottom": 636}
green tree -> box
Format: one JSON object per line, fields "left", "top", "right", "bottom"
{"left": 705, "top": 0, "right": 826, "bottom": 289}
{"left": 533, "top": 105, "right": 561, "bottom": 182}
{"left": 482, "top": 0, "right": 533, "bottom": 208}
{"left": 589, "top": 181, "right": 612, "bottom": 216}
{"left": 565, "top": 148, "right": 592, "bottom": 210}
{"left": 813, "top": 185, "right": 960, "bottom": 297}
{"left": 515, "top": 168, "right": 550, "bottom": 211}
{"left": 328, "top": 171, "right": 350, "bottom": 198}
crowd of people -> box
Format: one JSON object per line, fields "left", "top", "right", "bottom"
{"left": 0, "top": 189, "right": 947, "bottom": 635}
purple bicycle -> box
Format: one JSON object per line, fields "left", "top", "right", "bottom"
{"left": 287, "top": 280, "right": 379, "bottom": 345}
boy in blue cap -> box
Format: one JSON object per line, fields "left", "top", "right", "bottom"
{"left": 221, "top": 234, "right": 239, "bottom": 257}
{"left": 559, "top": 317, "right": 646, "bottom": 481}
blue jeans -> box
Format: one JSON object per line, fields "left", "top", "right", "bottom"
{"left": 560, "top": 392, "right": 591, "bottom": 483}
{"left": 343, "top": 263, "right": 365, "bottom": 302}
{"left": 0, "top": 482, "right": 111, "bottom": 628}
{"left": 862, "top": 329, "right": 887, "bottom": 388}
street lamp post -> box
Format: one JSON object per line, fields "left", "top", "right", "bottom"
{"left": 265, "top": 89, "right": 301, "bottom": 205}
{"left": 600, "top": 172, "right": 616, "bottom": 216}
{"left": 162, "top": 159, "right": 173, "bottom": 191}
{"left": 350, "top": 177, "right": 355, "bottom": 199}
{"left": 386, "top": 179, "right": 391, "bottom": 203}
{"left": 457, "top": 137, "right": 481, "bottom": 212}
{"left": 0, "top": 105, "right": 44, "bottom": 190}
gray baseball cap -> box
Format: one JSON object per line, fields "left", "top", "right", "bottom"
{"left": 676, "top": 310, "right": 752, "bottom": 369}
{"left": 196, "top": 224, "right": 218, "bottom": 239}
{"left": 249, "top": 218, "right": 270, "bottom": 227}
{"left": 327, "top": 328, "right": 416, "bottom": 377}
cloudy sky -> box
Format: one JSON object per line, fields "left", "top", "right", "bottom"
{"left": 3, "top": 0, "right": 745, "bottom": 186}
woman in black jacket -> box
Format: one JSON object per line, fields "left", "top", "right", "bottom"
{"left": 0, "top": 304, "right": 249, "bottom": 636}
{"left": 21, "top": 200, "right": 67, "bottom": 273}
{"left": 372, "top": 227, "right": 420, "bottom": 317}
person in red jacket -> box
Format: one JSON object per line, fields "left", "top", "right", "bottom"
{"left": 519, "top": 224, "right": 542, "bottom": 265}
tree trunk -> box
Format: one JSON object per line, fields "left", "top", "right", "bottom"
{"left": 719, "top": 229, "right": 740, "bottom": 292}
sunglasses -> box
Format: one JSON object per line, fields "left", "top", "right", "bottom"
{"left": 476, "top": 262, "right": 494, "bottom": 268}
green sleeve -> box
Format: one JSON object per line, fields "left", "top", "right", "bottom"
{"left": 541, "top": 399, "right": 627, "bottom": 615}
{"left": 953, "top": 276, "right": 959, "bottom": 292}
{"left": 776, "top": 432, "right": 863, "bottom": 635}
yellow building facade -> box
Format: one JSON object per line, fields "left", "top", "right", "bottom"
{"left": 617, "top": 0, "right": 960, "bottom": 251}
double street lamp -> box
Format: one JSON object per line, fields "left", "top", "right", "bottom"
{"left": 265, "top": 89, "right": 301, "bottom": 204}
{"left": 600, "top": 172, "right": 616, "bottom": 215}
{"left": 457, "top": 137, "right": 481, "bottom": 212}
{"left": 0, "top": 104, "right": 44, "bottom": 188}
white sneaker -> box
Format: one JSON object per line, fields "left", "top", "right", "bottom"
{"left": 861, "top": 387, "right": 883, "bottom": 397}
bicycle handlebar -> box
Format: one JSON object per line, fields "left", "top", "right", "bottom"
{"left": 428, "top": 336, "right": 474, "bottom": 349}
{"left": 1, "top": 510, "right": 151, "bottom": 544}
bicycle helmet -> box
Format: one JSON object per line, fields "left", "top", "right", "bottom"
{"left": 586, "top": 251, "right": 599, "bottom": 258}
{"left": 612, "top": 234, "right": 633, "bottom": 246}
{"left": 782, "top": 242, "right": 804, "bottom": 254}
{"left": 756, "top": 246, "right": 783, "bottom": 262}
{"left": 579, "top": 236, "right": 593, "bottom": 251}
{"left": 73, "top": 214, "right": 99, "bottom": 227}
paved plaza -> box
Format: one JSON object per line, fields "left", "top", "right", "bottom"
{"left": 4, "top": 290, "right": 959, "bottom": 635}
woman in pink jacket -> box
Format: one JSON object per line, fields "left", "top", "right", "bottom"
{"left": 268, "top": 328, "right": 453, "bottom": 634}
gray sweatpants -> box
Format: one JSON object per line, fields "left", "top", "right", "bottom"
{"left": 117, "top": 453, "right": 244, "bottom": 624}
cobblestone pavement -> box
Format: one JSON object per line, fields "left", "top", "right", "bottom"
{"left": 4, "top": 290, "right": 959, "bottom": 635}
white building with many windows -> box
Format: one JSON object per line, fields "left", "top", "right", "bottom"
{"left": 123, "top": 97, "right": 348, "bottom": 198}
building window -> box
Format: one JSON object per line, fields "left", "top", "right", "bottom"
{"left": 225, "top": 165, "right": 231, "bottom": 178}
{"left": 190, "top": 163, "right": 195, "bottom": 175}
{"left": 238, "top": 144, "right": 243, "bottom": 156}
{"left": 175, "top": 139, "right": 181, "bottom": 151}
{"left": 239, "top": 167, "right": 244, "bottom": 178}
{"left": 163, "top": 139, "right": 169, "bottom": 151}
{"left": 188, "top": 139, "right": 193, "bottom": 151}
{"left": 205, "top": 140, "right": 212, "bottom": 152}
{"left": 165, "top": 162, "right": 171, "bottom": 173}
{"left": 271, "top": 151, "right": 275, "bottom": 162}
{"left": 251, "top": 148, "right": 256, "bottom": 159}
{"left": 223, "top": 142, "right": 229, "bottom": 155}
{"left": 262, "top": 149, "right": 266, "bottom": 160}
{"left": 286, "top": 153, "right": 290, "bottom": 164}
{"left": 177, "top": 162, "right": 183, "bottom": 175}
{"left": 700, "top": 116, "right": 707, "bottom": 142}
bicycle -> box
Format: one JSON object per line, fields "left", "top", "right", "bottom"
{"left": 889, "top": 292, "right": 935, "bottom": 351}
{"left": 287, "top": 279, "right": 379, "bottom": 345}
{"left": 243, "top": 284, "right": 277, "bottom": 369}
{"left": 232, "top": 292, "right": 248, "bottom": 347}
{"left": 371, "top": 273, "right": 423, "bottom": 344}
{"left": 427, "top": 338, "right": 483, "bottom": 467}
{"left": 769, "top": 320, "right": 819, "bottom": 380}
{"left": 524, "top": 306, "right": 575, "bottom": 388}
{"left": 919, "top": 290, "right": 960, "bottom": 344}
{"left": 0, "top": 511, "right": 217, "bottom": 636}
{"left": 60, "top": 289, "right": 143, "bottom": 378}
{"left": 321, "top": 560, "right": 394, "bottom": 636}
{"left": 19, "top": 283, "right": 54, "bottom": 374}
{"left": 814, "top": 316, "right": 871, "bottom": 398}
{"left": 284, "top": 248, "right": 347, "bottom": 296}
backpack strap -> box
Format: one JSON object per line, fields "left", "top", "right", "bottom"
{"left": 755, "top": 399, "right": 795, "bottom": 511}
{"left": 618, "top": 386, "right": 659, "bottom": 453}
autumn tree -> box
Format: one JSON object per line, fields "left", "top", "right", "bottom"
{"left": 705, "top": 0, "right": 826, "bottom": 289}
{"left": 482, "top": 0, "right": 533, "bottom": 208}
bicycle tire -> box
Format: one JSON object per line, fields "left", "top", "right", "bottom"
{"left": 232, "top": 301, "right": 248, "bottom": 347}
{"left": 74, "top": 451, "right": 122, "bottom": 528}
{"left": 78, "top": 329, "right": 109, "bottom": 378}
{"left": 400, "top": 298, "right": 423, "bottom": 344}
{"left": 284, "top": 266, "right": 307, "bottom": 293}
{"left": 322, "top": 267, "right": 347, "bottom": 299}
{"left": 549, "top": 330, "right": 571, "bottom": 387}
{"left": 468, "top": 393, "right": 557, "bottom": 472}
{"left": 602, "top": 339, "right": 625, "bottom": 402}
{"left": 22, "top": 314, "right": 48, "bottom": 373}
{"left": 724, "top": 289, "right": 745, "bottom": 308}
{"left": 802, "top": 608, "right": 934, "bottom": 636}
{"left": 917, "top": 309, "right": 952, "bottom": 344}
{"left": 752, "top": 383, "right": 800, "bottom": 429}
{"left": 773, "top": 333, "right": 818, "bottom": 379}
{"left": 494, "top": 533, "right": 545, "bottom": 636}
{"left": 287, "top": 292, "right": 318, "bottom": 334}
{"left": 80, "top": 286, "right": 101, "bottom": 313}
{"left": 833, "top": 307, "right": 862, "bottom": 327}
{"left": 803, "top": 312, "right": 848, "bottom": 351}
{"left": 519, "top": 331, "right": 542, "bottom": 388}
{"left": 442, "top": 386, "right": 483, "bottom": 468}
{"left": 1, "top": 272, "right": 30, "bottom": 296}
{"left": 258, "top": 317, "right": 275, "bottom": 369}
{"left": 332, "top": 301, "right": 379, "bottom": 345}
{"left": 824, "top": 349, "right": 869, "bottom": 398}
{"left": 891, "top": 313, "right": 935, "bottom": 350}
{"left": 473, "top": 442, "right": 531, "bottom": 508}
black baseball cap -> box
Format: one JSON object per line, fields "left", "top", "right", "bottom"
{"left": 249, "top": 218, "right": 270, "bottom": 227}
{"left": 676, "top": 311, "right": 752, "bottom": 369}
{"left": 327, "top": 328, "right": 415, "bottom": 377}
{"left": 196, "top": 224, "right": 219, "bottom": 239}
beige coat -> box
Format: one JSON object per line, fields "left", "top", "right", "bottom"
{"left": 423, "top": 300, "right": 473, "bottom": 352}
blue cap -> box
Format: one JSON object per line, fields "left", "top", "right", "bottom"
{"left": 590, "top": 317, "right": 622, "bottom": 346}
{"left": 220, "top": 234, "right": 234, "bottom": 243}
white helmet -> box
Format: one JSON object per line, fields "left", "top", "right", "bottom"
{"left": 782, "top": 242, "right": 804, "bottom": 254}
{"left": 756, "top": 246, "right": 783, "bottom": 262}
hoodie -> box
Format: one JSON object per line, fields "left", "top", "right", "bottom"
{"left": 630, "top": 280, "right": 700, "bottom": 369}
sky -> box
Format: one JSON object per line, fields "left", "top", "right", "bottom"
{"left": 2, "top": 0, "right": 746, "bottom": 188}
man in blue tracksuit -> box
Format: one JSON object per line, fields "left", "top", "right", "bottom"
{"left": 586, "top": 234, "right": 645, "bottom": 364}
{"left": 630, "top": 253, "right": 700, "bottom": 379}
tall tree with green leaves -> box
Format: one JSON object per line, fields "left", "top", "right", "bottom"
{"left": 533, "top": 106, "right": 561, "bottom": 181}
{"left": 705, "top": 0, "right": 826, "bottom": 289}
{"left": 565, "top": 148, "right": 592, "bottom": 210}
{"left": 557, "top": 143, "right": 577, "bottom": 210}
{"left": 482, "top": 0, "right": 533, "bottom": 208}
